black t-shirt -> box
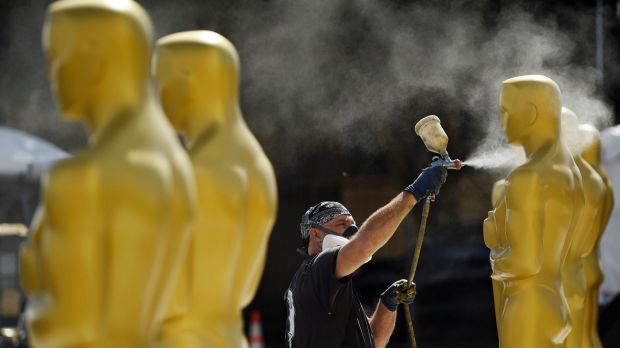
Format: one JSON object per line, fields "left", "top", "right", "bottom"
{"left": 284, "top": 247, "right": 375, "bottom": 348}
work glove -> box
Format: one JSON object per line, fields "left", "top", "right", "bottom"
{"left": 380, "top": 279, "right": 416, "bottom": 312}
{"left": 404, "top": 165, "right": 447, "bottom": 201}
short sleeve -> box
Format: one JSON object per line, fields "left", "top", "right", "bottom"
{"left": 309, "top": 247, "right": 350, "bottom": 312}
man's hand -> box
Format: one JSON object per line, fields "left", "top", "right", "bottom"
{"left": 380, "top": 279, "right": 416, "bottom": 312}
{"left": 404, "top": 166, "right": 447, "bottom": 201}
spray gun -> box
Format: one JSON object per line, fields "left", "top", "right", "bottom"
{"left": 402, "top": 115, "right": 464, "bottom": 348}
{"left": 414, "top": 115, "right": 464, "bottom": 170}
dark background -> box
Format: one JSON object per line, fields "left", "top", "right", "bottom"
{"left": 2, "top": 0, "right": 620, "bottom": 347}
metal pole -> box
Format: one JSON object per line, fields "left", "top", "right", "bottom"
{"left": 404, "top": 195, "right": 433, "bottom": 348}
{"left": 404, "top": 303, "right": 418, "bottom": 348}
{"left": 407, "top": 196, "right": 432, "bottom": 283}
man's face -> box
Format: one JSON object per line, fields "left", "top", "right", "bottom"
{"left": 320, "top": 215, "right": 356, "bottom": 237}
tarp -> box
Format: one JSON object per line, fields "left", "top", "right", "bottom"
{"left": 600, "top": 124, "right": 620, "bottom": 304}
{"left": 0, "top": 126, "right": 69, "bottom": 181}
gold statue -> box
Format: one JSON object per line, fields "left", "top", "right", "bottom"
{"left": 484, "top": 75, "right": 584, "bottom": 347}
{"left": 153, "top": 30, "right": 278, "bottom": 347}
{"left": 19, "top": 1, "right": 196, "bottom": 346}
{"left": 485, "top": 178, "right": 508, "bottom": 335}
{"left": 579, "top": 124, "right": 614, "bottom": 348}
{"left": 560, "top": 108, "right": 606, "bottom": 348}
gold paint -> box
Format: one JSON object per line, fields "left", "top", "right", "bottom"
{"left": 485, "top": 75, "right": 584, "bottom": 347}
{"left": 560, "top": 108, "right": 605, "bottom": 348}
{"left": 20, "top": 1, "right": 196, "bottom": 347}
{"left": 485, "top": 178, "right": 507, "bottom": 336}
{"left": 579, "top": 124, "right": 613, "bottom": 348}
{"left": 153, "top": 31, "right": 277, "bottom": 347}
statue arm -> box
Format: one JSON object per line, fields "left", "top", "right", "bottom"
{"left": 40, "top": 165, "right": 104, "bottom": 315}
{"left": 492, "top": 172, "right": 543, "bottom": 280}
{"left": 483, "top": 212, "right": 498, "bottom": 248}
{"left": 485, "top": 179, "right": 508, "bottom": 250}
{"left": 241, "top": 168, "right": 277, "bottom": 306}
{"left": 243, "top": 254, "right": 267, "bottom": 305}
{"left": 583, "top": 180, "right": 609, "bottom": 257}
{"left": 583, "top": 176, "right": 614, "bottom": 257}
{"left": 20, "top": 207, "right": 45, "bottom": 293}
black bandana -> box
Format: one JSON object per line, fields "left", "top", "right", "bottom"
{"left": 300, "top": 201, "right": 351, "bottom": 239}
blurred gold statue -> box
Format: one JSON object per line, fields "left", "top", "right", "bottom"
{"left": 579, "top": 124, "right": 614, "bottom": 348}
{"left": 485, "top": 178, "right": 508, "bottom": 335}
{"left": 19, "top": 1, "right": 196, "bottom": 347}
{"left": 560, "top": 108, "right": 605, "bottom": 348}
{"left": 153, "top": 31, "right": 278, "bottom": 347}
{"left": 485, "top": 75, "right": 584, "bottom": 347}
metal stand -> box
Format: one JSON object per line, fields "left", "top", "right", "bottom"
{"left": 404, "top": 194, "right": 434, "bottom": 348}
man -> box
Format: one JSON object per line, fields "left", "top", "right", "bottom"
{"left": 285, "top": 165, "right": 447, "bottom": 347}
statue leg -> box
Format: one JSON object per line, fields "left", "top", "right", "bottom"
{"left": 500, "top": 286, "right": 570, "bottom": 348}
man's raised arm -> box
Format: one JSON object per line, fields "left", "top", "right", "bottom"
{"left": 335, "top": 166, "right": 446, "bottom": 279}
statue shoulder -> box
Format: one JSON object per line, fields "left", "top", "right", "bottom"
{"left": 193, "top": 160, "right": 249, "bottom": 193}
{"left": 237, "top": 146, "right": 278, "bottom": 217}
{"left": 191, "top": 162, "right": 249, "bottom": 218}
{"left": 507, "top": 165, "right": 542, "bottom": 189}
{"left": 581, "top": 161, "right": 606, "bottom": 198}
{"left": 45, "top": 156, "right": 98, "bottom": 194}
{"left": 41, "top": 156, "right": 102, "bottom": 226}
{"left": 251, "top": 154, "right": 277, "bottom": 198}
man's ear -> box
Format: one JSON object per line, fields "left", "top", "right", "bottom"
{"left": 310, "top": 228, "right": 324, "bottom": 240}
{"left": 309, "top": 228, "right": 318, "bottom": 239}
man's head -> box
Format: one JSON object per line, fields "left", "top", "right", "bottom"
{"left": 299, "top": 201, "right": 357, "bottom": 256}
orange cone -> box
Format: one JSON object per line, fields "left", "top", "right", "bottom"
{"left": 248, "top": 310, "right": 265, "bottom": 348}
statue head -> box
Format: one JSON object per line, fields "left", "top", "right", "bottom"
{"left": 153, "top": 31, "right": 240, "bottom": 135}
{"left": 578, "top": 124, "right": 601, "bottom": 167}
{"left": 560, "top": 107, "right": 585, "bottom": 154}
{"left": 500, "top": 75, "right": 561, "bottom": 146}
{"left": 43, "top": 0, "right": 153, "bottom": 126}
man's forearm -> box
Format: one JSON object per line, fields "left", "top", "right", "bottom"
{"left": 335, "top": 192, "right": 417, "bottom": 279}
{"left": 370, "top": 302, "right": 397, "bottom": 348}
{"left": 356, "top": 192, "right": 416, "bottom": 255}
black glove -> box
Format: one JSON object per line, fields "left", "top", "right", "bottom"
{"left": 404, "top": 165, "right": 447, "bottom": 201}
{"left": 380, "top": 279, "right": 416, "bottom": 312}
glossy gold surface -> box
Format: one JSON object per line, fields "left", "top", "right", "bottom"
{"left": 153, "top": 31, "right": 277, "bottom": 347}
{"left": 561, "top": 108, "right": 605, "bottom": 348}
{"left": 19, "top": 1, "right": 196, "bottom": 347}
{"left": 486, "top": 178, "right": 507, "bottom": 336}
{"left": 580, "top": 124, "right": 613, "bottom": 348}
{"left": 484, "top": 75, "right": 584, "bottom": 347}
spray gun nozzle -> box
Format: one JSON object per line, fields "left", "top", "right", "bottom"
{"left": 451, "top": 159, "right": 464, "bottom": 170}
{"left": 431, "top": 157, "right": 463, "bottom": 170}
